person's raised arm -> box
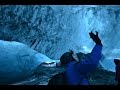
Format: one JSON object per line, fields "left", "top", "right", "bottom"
{"left": 88, "top": 31, "right": 103, "bottom": 64}
{"left": 76, "top": 31, "right": 103, "bottom": 73}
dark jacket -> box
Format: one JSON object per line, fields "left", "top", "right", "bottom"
{"left": 65, "top": 44, "right": 102, "bottom": 85}
{"left": 48, "top": 44, "right": 102, "bottom": 85}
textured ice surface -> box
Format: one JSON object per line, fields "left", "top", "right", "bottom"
{"left": 0, "top": 40, "right": 58, "bottom": 84}
{"left": 0, "top": 5, "right": 120, "bottom": 73}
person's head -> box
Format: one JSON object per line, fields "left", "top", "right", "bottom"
{"left": 60, "top": 51, "right": 75, "bottom": 66}
{"left": 60, "top": 50, "right": 90, "bottom": 66}
{"left": 114, "top": 59, "right": 120, "bottom": 65}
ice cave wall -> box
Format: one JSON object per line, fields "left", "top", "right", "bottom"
{"left": 0, "top": 5, "right": 120, "bottom": 71}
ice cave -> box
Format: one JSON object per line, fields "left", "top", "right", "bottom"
{"left": 0, "top": 5, "right": 120, "bottom": 85}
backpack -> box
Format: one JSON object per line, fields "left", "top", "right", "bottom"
{"left": 48, "top": 72, "right": 68, "bottom": 85}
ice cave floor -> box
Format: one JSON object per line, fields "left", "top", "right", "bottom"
{"left": 12, "top": 66, "right": 117, "bottom": 85}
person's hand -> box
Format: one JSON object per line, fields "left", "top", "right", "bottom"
{"left": 89, "top": 31, "right": 102, "bottom": 45}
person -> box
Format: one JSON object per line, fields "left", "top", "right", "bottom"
{"left": 48, "top": 31, "right": 103, "bottom": 85}
{"left": 114, "top": 59, "right": 120, "bottom": 85}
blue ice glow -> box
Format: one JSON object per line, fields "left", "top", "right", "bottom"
{"left": 1, "top": 5, "right": 120, "bottom": 84}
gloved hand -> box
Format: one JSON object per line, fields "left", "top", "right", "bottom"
{"left": 89, "top": 31, "right": 102, "bottom": 45}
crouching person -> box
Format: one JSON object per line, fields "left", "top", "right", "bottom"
{"left": 48, "top": 31, "right": 103, "bottom": 85}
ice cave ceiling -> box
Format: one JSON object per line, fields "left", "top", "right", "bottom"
{"left": 0, "top": 5, "right": 120, "bottom": 72}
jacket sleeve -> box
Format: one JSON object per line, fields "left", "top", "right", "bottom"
{"left": 76, "top": 44, "right": 103, "bottom": 73}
